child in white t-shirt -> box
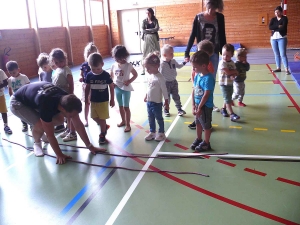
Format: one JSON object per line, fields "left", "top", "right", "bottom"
{"left": 0, "top": 69, "right": 12, "bottom": 134}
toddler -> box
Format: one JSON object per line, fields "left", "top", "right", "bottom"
{"left": 110, "top": 45, "right": 138, "bottom": 132}
{"left": 144, "top": 52, "right": 169, "bottom": 141}
{"left": 36, "top": 53, "right": 53, "bottom": 82}
{"left": 6, "top": 61, "right": 30, "bottom": 132}
{"left": 85, "top": 53, "right": 115, "bottom": 144}
{"left": 49, "top": 48, "right": 75, "bottom": 141}
{"left": 160, "top": 44, "right": 186, "bottom": 117}
{"left": 0, "top": 69, "right": 12, "bottom": 134}
{"left": 189, "top": 51, "right": 215, "bottom": 151}
{"left": 218, "top": 44, "right": 240, "bottom": 121}
{"left": 232, "top": 48, "right": 250, "bottom": 107}
{"left": 80, "top": 43, "right": 98, "bottom": 127}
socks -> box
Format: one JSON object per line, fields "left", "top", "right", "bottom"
{"left": 33, "top": 142, "right": 44, "bottom": 157}
{"left": 41, "top": 133, "right": 49, "bottom": 143}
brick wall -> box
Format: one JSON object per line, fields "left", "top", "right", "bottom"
{"left": 92, "top": 25, "right": 110, "bottom": 57}
{"left": 0, "top": 29, "right": 37, "bottom": 78}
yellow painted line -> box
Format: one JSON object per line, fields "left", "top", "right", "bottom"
{"left": 229, "top": 126, "right": 242, "bottom": 129}
{"left": 164, "top": 120, "right": 173, "bottom": 122}
{"left": 281, "top": 130, "right": 296, "bottom": 133}
{"left": 258, "top": 82, "right": 273, "bottom": 84}
{"left": 254, "top": 128, "right": 268, "bottom": 131}
{"left": 212, "top": 124, "right": 218, "bottom": 127}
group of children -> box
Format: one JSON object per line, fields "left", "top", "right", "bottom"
{"left": 0, "top": 40, "right": 250, "bottom": 152}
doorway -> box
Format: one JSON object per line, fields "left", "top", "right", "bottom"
{"left": 119, "top": 8, "right": 153, "bottom": 54}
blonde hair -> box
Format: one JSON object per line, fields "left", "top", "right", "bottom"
{"left": 236, "top": 48, "right": 247, "bottom": 57}
{"left": 36, "top": 53, "right": 50, "bottom": 67}
{"left": 143, "top": 52, "right": 160, "bottom": 66}
{"left": 161, "top": 44, "right": 173, "bottom": 56}
{"left": 197, "top": 40, "right": 214, "bottom": 56}
{"left": 84, "top": 43, "right": 98, "bottom": 61}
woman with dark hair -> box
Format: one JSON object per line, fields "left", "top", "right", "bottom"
{"left": 269, "top": 6, "right": 290, "bottom": 75}
{"left": 141, "top": 8, "right": 160, "bottom": 75}
{"left": 185, "top": 0, "right": 226, "bottom": 113}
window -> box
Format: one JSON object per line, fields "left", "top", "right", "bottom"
{"left": 90, "top": 0, "right": 104, "bottom": 25}
{"left": 67, "top": 0, "right": 85, "bottom": 26}
{"left": 0, "top": 0, "right": 29, "bottom": 29}
{"left": 35, "top": 0, "right": 61, "bottom": 28}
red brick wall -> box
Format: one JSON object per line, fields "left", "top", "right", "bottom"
{"left": 92, "top": 25, "right": 110, "bottom": 57}
{"left": 0, "top": 29, "right": 37, "bottom": 78}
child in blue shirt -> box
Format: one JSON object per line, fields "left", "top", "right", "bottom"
{"left": 189, "top": 50, "right": 215, "bottom": 152}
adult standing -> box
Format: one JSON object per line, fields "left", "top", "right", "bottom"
{"left": 269, "top": 6, "right": 290, "bottom": 75}
{"left": 185, "top": 0, "right": 226, "bottom": 111}
{"left": 10, "top": 82, "right": 106, "bottom": 164}
{"left": 141, "top": 8, "right": 160, "bottom": 75}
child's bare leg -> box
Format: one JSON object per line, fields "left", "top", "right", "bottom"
{"left": 204, "top": 128, "right": 212, "bottom": 144}
{"left": 93, "top": 118, "right": 106, "bottom": 134}
{"left": 226, "top": 103, "right": 234, "bottom": 114}
{"left": 118, "top": 106, "right": 125, "bottom": 126}
{"left": 223, "top": 102, "right": 226, "bottom": 109}
{"left": 196, "top": 123, "right": 203, "bottom": 140}
{"left": 1, "top": 112, "right": 8, "bottom": 124}
{"left": 124, "top": 107, "right": 131, "bottom": 131}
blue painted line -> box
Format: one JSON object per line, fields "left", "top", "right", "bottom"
{"left": 59, "top": 121, "right": 147, "bottom": 217}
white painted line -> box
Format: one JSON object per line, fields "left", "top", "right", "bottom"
{"left": 105, "top": 95, "right": 192, "bottom": 225}
{"left": 3, "top": 152, "right": 34, "bottom": 173}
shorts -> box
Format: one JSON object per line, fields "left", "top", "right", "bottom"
{"left": 90, "top": 101, "right": 109, "bottom": 120}
{"left": 195, "top": 105, "right": 213, "bottom": 130}
{"left": 10, "top": 96, "right": 40, "bottom": 126}
{"left": 81, "top": 83, "right": 91, "bottom": 103}
{"left": 115, "top": 86, "right": 131, "bottom": 107}
{"left": 220, "top": 85, "right": 233, "bottom": 104}
{"left": 0, "top": 95, "right": 8, "bottom": 113}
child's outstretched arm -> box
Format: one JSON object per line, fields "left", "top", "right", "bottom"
{"left": 174, "top": 59, "right": 186, "bottom": 69}
{"left": 85, "top": 83, "right": 91, "bottom": 103}
{"left": 108, "top": 83, "right": 115, "bottom": 107}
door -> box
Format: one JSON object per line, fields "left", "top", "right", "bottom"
{"left": 119, "top": 8, "right": 152, "bottom": 54}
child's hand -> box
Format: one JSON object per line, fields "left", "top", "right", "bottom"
{"left": 144, "top": 96, "right": 147, "bottom": 102}
{"left": 110, "top": 99, "right": 115, "bottom": 108}
{"left": 123, "top": 80, "right": 130, "bottom": 86}
{"left": 79, "top": 77, "right": 83, "bottom": 82}
{"left": 164, "top": 104, "right": 169, "bottom": 111}
{"left": 230, "top": 75, "right": 235, "bottom": 80}
{"left": 196, "top": 108, "right": 202, "bottom": 118}
{"left": 192, "top": 105, "right": 197, "bottom": 115}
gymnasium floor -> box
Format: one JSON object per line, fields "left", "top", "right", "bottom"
{"left": 1, "top": 49, "right": 300, "bottom": 225}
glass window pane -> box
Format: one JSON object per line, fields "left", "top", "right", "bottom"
{"left": 67, "top": 0, "right": 85, "bottom": 26}
{"left": 90, "top": 1, "right": 104, "bottom": 25}
{"left": 0, "top": 0, "right": 29, "bottom": 29}
{"left": 35, "top": 0, "right": 61, "bottom": 27}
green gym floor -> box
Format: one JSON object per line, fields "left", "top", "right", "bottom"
{"left": 1, "top": 49, "right": 300, "bottom": 225}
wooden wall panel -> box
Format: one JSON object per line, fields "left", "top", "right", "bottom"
{"left": 92, "top": 25, "right": 110, "bottom": 57}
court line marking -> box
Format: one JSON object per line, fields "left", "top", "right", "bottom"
{"left": 105, "top": 95, "right": 192, "bottom": 225}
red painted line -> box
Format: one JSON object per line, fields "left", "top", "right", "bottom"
{"left": 115, "top": 147, "right": 298, "bottom": 224}
{"left": 135, "top": 125, "right": 144, "bottom": 129}
{"left": 201, "top": 154, "right": 211, "bottom": 159}
{"left": 216, "top": 159, "right": 236, "bottom": 167}
{"left": 174, "top": 143, "right": 189, "bottom": 151}
{"left": 267, "top": 64, "right": 300, "bottom": 113}
{"left": 277, "top": 177, "right": 300, "bottom": 187}
{"left": 244, "top": 168, "right": 267, "bottom": 177}
{"left": 165, "top": 139, "right": 171, "bottom": 143}
{"left": 288, "top": 106, "right": 295, "bottom": 108}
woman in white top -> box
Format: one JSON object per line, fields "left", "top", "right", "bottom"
{"left": 110, "top": 45, "right": 138, "bottom": 132}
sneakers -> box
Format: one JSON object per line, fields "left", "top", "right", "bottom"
{"left": 238, "top": 102, "right": 246, "bottom": 107}
{"left": 63, "top": 133, "right": 77, "bottom": 142}
{"left": 272, "top": 68, "right": 281, "bottom": 72}
{"left": 188, "top": 121, "right": 196, "bottom": 129}
{"left": 286, "top": 70, "right": 291, "bottom": 75}
{"left": 195, "top": 141, "right": 211, "bottom": 152}
{"left": 54, "top": 125, "right": 66, "bottom": 133}
{"left": 99, "top": 134, "right": 107, "bottom": 144}
{"left": 178, "top": 109, "right": 186, "bottom": 116}
{"left": 33, "top": 142, "right": 44, "bottom": 157}
{"left": 164, "top": 109, "right": 170, "bottom": 117}
{"left": 221, "top": 108, "right": 229, "bottom": 117}
{"left": 59, "top": 129, "right": 69, "bottom": 138}
{"left": 190, "top": 138, "right": 202, "bottom": 150}
{"left": 145, "top": 132, "right": 156, "bottom": 141}
{"left": 155, "top": 133, "right": 166, "bottom": 141}
{"left": 230, "top": 113, "right": 240, "bottom": 121}
{"left": 22, "top": 124, "right": 28, "bottom": 132}
{"left": 4, "top": 126, "right": 12, "bottom": 134}
{"left": 213, "top": 106, "right": 220, "bottom": 112}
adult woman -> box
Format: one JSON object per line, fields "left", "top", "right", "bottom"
{"left": 141, "top": 8, "right": 160, "bottom": 75}
{"left": 185, "top": 0, "right": 226, "bottom": 112}
{"left": 269, "top": 6, "right": 290, "bottom": 75}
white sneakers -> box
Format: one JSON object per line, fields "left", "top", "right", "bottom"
{"left": 33, "top": 142, "right": 44, "bottom": 157}
{"left": 63, "top": 133, "right": 77, "bottom": 142}
{"left": 145, "top": 132, "right": 166, "bottom": 141}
